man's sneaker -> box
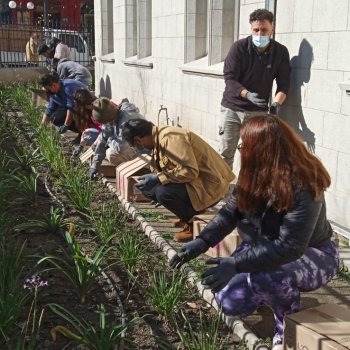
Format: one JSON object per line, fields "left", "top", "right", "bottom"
{"left": 174, "top": 224, "right": 193, "bottom": 242}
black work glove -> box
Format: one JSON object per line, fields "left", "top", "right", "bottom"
{"left": 269, "top": 102, "right": 281, "bottom": 115}
{"left": 169, "top": 238, "right": 209, "bottom": 269}
{"left": 136, "top": 174, "right": 160, "bottom": 192}
{"left": 88, "top": 168, "right": 97, "bottom": 180}
{"left": 201, "top": 257, "right": 237, "bottom": 293}
{"left": 246, "top": 92, "right": 267, "bottom": 108}
{"left": 72, "top": 145, "right": 83, "bottom": 157}
{"left": 58, "top": 124, "right": 68, "bottom": 134}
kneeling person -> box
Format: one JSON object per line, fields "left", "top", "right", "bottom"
{"left": 88, "top": 97, "right": 144, "bottom": 179}
{"left": 122, "top": 119, "right": 235, "bottom": 242}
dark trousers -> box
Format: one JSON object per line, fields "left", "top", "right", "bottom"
{"left": 214, "top": 240, "right": 339, "bottom": 346}
{"left": 51, "top": 107, "right": 79, "bottom": 133}
{"left": 145, "top": 183, "right": 199, "bottom": 222}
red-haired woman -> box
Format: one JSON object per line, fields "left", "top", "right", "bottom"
{"left": 170, "top": 115, "right": 339, "bottom": 350}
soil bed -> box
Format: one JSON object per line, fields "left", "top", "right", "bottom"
{"left": 1, "top": 106, "right": 244, "bottom": 350}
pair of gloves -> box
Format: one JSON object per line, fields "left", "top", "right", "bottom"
{"left": 246, "top": 92, "right": 280, "bottom": 114}
{"left": 87, "top": 169, "right": 161, "bottom": 185}
{"left": 169, "top": 238, "right": 237, "bottom": 293}
{"left": 135, "top": 173, "right": 160, "bottom": 192}
{"left": 58, "top": 124, "right": 69, "bottom": 134}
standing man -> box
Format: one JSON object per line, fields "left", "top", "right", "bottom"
{"left": 219, "top": 8, "right": 290, "bottom": 167}
{"left": 122, "top": 119, "right": 235, "bottom": 242}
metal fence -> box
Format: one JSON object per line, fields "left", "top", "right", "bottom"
{"left": 0, "top": 21, "right": 95, "bottom": 68}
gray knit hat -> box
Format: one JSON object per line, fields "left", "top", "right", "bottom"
{"left": 92, "top": 97, "right": 117, "bottom": 123}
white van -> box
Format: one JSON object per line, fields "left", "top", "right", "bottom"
{"left": 44, "top": 28, "right": 91, "bottom": 66}
{"left": 0, "top": 26, "right": 91, "bottom": 67}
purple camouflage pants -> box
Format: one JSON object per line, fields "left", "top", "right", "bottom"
{"left": 214, "top": 240, "right": 339, "bottom": 346}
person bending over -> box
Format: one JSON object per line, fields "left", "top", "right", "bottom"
{"left": 40, "top": 73, "right": 85, "bottom": 142}
{"left": 170, "top": 115, "right": 338, "bottom": 349}
{"left": 122, "top": 119, "right": 235, "bottom": 242}
{"left": 88, "top": 97, "right": 143, "bottom": 179}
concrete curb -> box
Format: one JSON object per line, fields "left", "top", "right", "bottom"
{"left": 101, "top": 177, "right": 269, "bottom": 350}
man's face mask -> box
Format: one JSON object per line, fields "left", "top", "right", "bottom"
{"left": 133, "top": 138, "right": 152, "bottom": 155}
{"left": 135, "top": 147, "right": 152, "bottom": 155}
{"left": 252, "top": 35, "right": 270, "bottom": 48}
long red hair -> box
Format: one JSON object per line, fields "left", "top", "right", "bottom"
{"left": 237, "top": 115, "right": 330, "bottom": 212}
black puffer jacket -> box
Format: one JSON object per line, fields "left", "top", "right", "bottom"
{"left": 198, "top": 190, "right": 333, "bottom": 273}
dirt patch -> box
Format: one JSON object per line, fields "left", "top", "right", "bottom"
{"left": 1, "top": 109, "right": 245, "bottom": 350}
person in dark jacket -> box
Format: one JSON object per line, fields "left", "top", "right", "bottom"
{"left": 170, "top": 115, "right": 339, "bottom": 350}
{"left": 219, "top": 9, "right": 290, "bottom": 167}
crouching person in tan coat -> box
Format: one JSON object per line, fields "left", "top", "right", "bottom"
{"left": 122, "top": 119, "right": 235, "bottom": 242}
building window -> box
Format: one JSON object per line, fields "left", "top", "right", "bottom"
{"left": 185, "top": 0, "right": 240, "bottom": 65}
{"left": 101, "top": 0, "right": 114, "bottom": 55}
{"left": 125, "top": 0, "right": 152, "bottom": 59}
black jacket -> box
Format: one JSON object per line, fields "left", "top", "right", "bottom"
{"left": 198, "top": 191, "right": 333, "bottom": 273}
{"left": 221, "top": 36, "right": 290, "bottom": 112}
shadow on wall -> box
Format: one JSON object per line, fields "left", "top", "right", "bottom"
{"left": 281, "top": 39, "right": 316, "bottom": 153}
{"left": 99, "top": 75, "right": 112, "bottom": 98}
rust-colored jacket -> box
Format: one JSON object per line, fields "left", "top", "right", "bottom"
{"left": 150, "top": 126, "right": 235, "bottom": 211}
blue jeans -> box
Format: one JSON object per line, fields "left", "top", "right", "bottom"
{"left": 218, "top": 106, "right": 267, "bottom": 167}
{"left": 143, "top": 182, "right": 199, "bottom": 222}
{"left": 214, "top": 240, "right": 339, "bottom": 346}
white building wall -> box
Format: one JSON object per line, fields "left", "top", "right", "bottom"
{"left": 275, "top": 0, "right": 350, "bottom": 229}
{"left": 94, "top": 0, "right": 350, "bottom": 230}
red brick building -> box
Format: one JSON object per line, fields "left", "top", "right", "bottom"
{"left": 0, "top": 0, "right": 93, "bottom": 28}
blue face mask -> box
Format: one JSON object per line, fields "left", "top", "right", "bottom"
{"left": 135, "top": 147, "right": 152, "bottom": 155}
{"left": 252, "top": 35, "right": 270, "bottom": 48}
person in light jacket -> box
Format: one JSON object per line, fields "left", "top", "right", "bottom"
{"left": 170, "top": 115, "right": 339, "bottom": 350}
{"left": 122, "top": 119, "right": 235, "bottom": 242}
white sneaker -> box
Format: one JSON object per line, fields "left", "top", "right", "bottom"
{"left": 272, "top": 344, "right": 283, "bottom": 350}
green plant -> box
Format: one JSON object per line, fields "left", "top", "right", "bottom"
{"left": 10, "top": 172, "right": 38, "bottom": 205}
{"left": 338, "top": 266, "right": 350, "bottom": 284}
{"left": 15, "top": 206, "right": 70, "bottom": 235}
{"left": 0, "top": 150, "right": 10, "bottom": 174}
{"left": 37, "top": 231, "right": 113, "bottom": 304}
{"left": 138, "top": 210, "right": 168, "bottom": 221}
{"left": 8, "top": 147, "right": 42, "bottom": 174}
{"left": 49, "top": 303, "right": 138, "bottom": 350}
{"left": 146, "top": 270, "right": 186, "bottom": 319}
{"left": 188, "top": 259, "right": 207, "bottom": 279}
{"left": 160, "top": 232, "right": 173, "bottom": 239}
{"left": 0, "top": 239, "right": 30, "bottom": 343}
{"left": 115, "top": 230, "right": 146, "bottom": 276}
{"left": 37, "top": 127, "right": 68, "bottom": 174}
{"left": 89, "top": 204, "right": 127, "bottom": 243}
{"left": 174, "top": 310, "right": 229, "bottom": 350}
{"left": 9, "top": 276, "right": 47, "bottom": 350}
{"left": 61, "top": 166, "right": 95, "bottom": 214}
